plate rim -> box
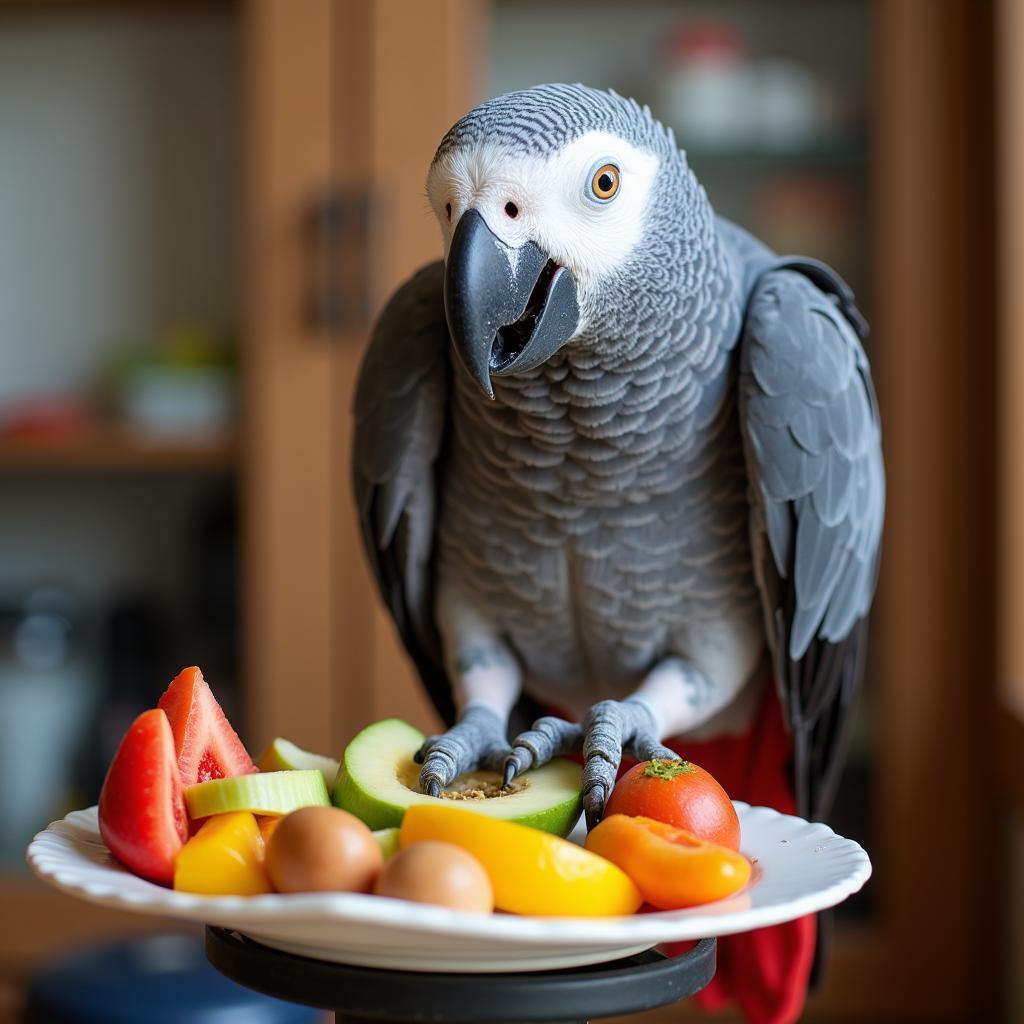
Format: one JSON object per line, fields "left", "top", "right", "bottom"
{"left": 27, "top": 801, "right": 872, "bottom": 946}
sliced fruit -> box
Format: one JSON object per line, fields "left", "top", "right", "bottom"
{"left": 334, "top": 719, "right": 582, "bottom": 835}
{"left": 185, "top": 769, "right": 330, "bottom": 819}
{"left": 157, "top": 666, "right": 255, "bottom": 787}
{"left": 373, "top": 827, "right": 401, "bottom": 861}
{"left": 604, "top": 758, "right": 741, "bottom": 851}
{"left": 99, "top": 708, "right": 188, "bottom": 885}
{"left": 400, "top": 804, "right": 642, "bottom": 917}
{"left": 585, "top": 814, "right": 751, "bottom": 910}
{"left": 258, "top": 737, "right": 340, "bottom": 788}
{"left": 174, "top": 811, "right": 271, "bottom": 896}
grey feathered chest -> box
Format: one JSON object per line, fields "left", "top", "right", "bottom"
{"left": 436, "top": 233, "right": 762, "bottom": 704}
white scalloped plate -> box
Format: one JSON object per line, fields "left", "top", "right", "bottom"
{"left": 27, "top": 802, "right": 870, "bottom": 973}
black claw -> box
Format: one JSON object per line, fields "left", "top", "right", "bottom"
{"left": 502, "top": 759, "right": 517, "bottom": 789}
{"left": 583, "top": 785, "right": 606, "bottom": 832}
{"left": 414, "top": 734, "right": 446, "bottom": 765}
{"left": 425, "top": 778, "right": 442, "bottom": 798}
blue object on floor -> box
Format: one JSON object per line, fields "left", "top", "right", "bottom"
{"left": 25, "top": 931, "right": 320, "bottom": 1024}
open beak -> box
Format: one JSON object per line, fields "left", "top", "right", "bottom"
{"left": 444, "top": 209, "right": 579, "bottom": 399}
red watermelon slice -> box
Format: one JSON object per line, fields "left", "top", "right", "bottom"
{"left": 157, "top": 666, "right": 255, "bottom": 787}
{"left": 98, "top": 708, "right": 189, "bottom": 884}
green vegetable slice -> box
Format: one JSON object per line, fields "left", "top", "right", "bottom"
{"left": 257, "top": 737, "right": 340, "bottom": 787}
{"left": 372, "top": 827, "right": 401, "bottom": 861}
{"left": 185, "top": 769, "right": 330, "bottom": 819}
{"left": 333, "top": 718, "right": 583, "bottom": 835}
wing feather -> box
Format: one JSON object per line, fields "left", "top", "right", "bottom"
{"left": 352, "top": 261, "right": 455, "bottom": 725}
{"left": 739, "top": 265, "right": 884, "bottom": 818}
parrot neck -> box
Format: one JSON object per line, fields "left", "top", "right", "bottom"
{"left": 449, "top": 220, "right": 746, "bottom": 504}
{"left": 576, "top": 184, "right": 737, "bottom": 362}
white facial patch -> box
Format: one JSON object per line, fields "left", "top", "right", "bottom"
{"left": 427, "top": 131, "right": 660, "bottom": 307}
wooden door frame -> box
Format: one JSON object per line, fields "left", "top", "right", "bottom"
{"left": 241, "top": 0, "right": 340, "bottom": 756}
{"left": 241, "top": 0, "right": 483, "bottom": 758}
{"left": 805, "top": 0, "right": 998, "bottom": 1017}
{"left": 996, "top": 3, "right": 1024, "bottom": 731}
{"left": 357, "top": 0, "right": 482, "bottom": 735}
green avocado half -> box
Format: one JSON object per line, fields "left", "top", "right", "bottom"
{"left": 333, "top": 718, "right": 583, "bottom": 836}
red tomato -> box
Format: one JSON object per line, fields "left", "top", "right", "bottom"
{"left": 98, "top": 709, "right": 189, "bottom": 884}
{"left": 604, "top": 758, "right": 741, "bottom": 851}
{"left": 157, "top": 666, "right": 255, "bottom": 787}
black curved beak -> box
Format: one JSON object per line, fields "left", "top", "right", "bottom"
{"left": 444, "top": 209, "right": 579, "bottom": 399}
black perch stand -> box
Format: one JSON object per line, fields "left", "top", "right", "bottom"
{"left": 205, "top": 927, "right": 716, "bottom": 1024}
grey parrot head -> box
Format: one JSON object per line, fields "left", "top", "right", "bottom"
{"left": 427, "top": 84, "right": 711, "bottom": 398}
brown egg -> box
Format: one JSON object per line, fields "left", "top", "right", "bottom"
{"left": 265, "top": 806, "right": 382, "bottom": 893}
{"left": 373, "top": 840, "right": 494, "bottom": 913}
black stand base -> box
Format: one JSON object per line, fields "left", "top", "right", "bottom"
{"left": 205, "top": 927, "right": 715, "bottom": 1024}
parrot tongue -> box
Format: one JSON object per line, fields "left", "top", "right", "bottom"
{"left": 489, "top": 260, "right": 578, "bottom": 381}
{"left": 490, "top": 259, "right": 560, "bottom": 371}
{"left": 444, "top": 209, "right": 579, "bottom": 399}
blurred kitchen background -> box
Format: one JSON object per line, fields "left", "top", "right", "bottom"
{"left": 0, "top": 0, "right": 1016, "bottom": 1021}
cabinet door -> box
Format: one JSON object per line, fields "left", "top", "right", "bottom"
{"left": 244, "top": 0, "right": 480, "bottom": 756}
{"left": 357, "top": 0, "right": 481, "bottom": 732}
{"left": 243, "top": 0, "right": 346, "bottom": 757}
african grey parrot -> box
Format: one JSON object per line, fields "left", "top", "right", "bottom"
{"left": 353, "top": 84, "right": 884, "bottom": 834}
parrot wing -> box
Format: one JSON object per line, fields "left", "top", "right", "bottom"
{"left": 352, "top": 260, "right": 455, "bottom": 725}
{"left": 739, "top": 261, "right": 884, "bottom": 819}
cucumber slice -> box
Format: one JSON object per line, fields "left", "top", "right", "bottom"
{"left": 257, "top": 737, "right": 340, "bottom": 788}
{"left": 372, "top": 827, "right": 401, "bottom": 861}
{"left": 185, "top": 769, "right": 330, "bottom": 819}
{"left": 333, "top": 719, "right": 583, "bottom": 836}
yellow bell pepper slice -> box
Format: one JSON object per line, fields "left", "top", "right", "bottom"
{"left": 174, "top": 811, "right": 272, "bottom": 896}
{"left": 399, "top": 804, "right": 642, "bottom": 916}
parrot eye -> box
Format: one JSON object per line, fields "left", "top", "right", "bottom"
{"left": 445, "top": 202, "right": 452, "bottom": 222}
{"left": 589, "top": 162, "right": 620, "bottom": 202}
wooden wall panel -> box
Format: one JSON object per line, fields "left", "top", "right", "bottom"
{"left": 822, "top": 0, "right": 997, "bottom": 1016}
{"left": 330, "top": 0, "right": 379, "bottom": 748}
{"left": 242, "top": 0, "right": 338, "bottom": 756}
{"left": 997, "top": 0, "right": 1024, "bottom": 721}
{"left": 364, "top": 0, "right": 484, "bottom": 732}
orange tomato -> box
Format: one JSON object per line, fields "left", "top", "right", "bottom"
{"left": 604, "top": 758, "right": 740, "bottom": 850}
{"left": 585, "top": 814, "right": 751, "bottom": 910}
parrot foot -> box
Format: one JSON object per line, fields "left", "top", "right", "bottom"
{"left": 581, "top": 698, "right": 680, "bottom": 830}
{"left": 415, "top": 704, "right": 511, "bottom": 796}
{"left": 502, "top": 716, "right": 583, "bottom": 788}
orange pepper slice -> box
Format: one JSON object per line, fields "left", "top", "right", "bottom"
{"left": 584, "top": 814, "right": 751, "bottom": 910}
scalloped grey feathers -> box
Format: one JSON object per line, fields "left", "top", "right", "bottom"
{"left": 739, "top": 265, "right": 884, "bottom": 817}
{"left": 352, "top": 261, "right": 455, "bottom": 724}
{"left": 741, "top": 268, "right": 883, "bottom": 663}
